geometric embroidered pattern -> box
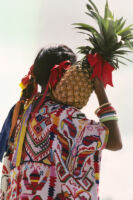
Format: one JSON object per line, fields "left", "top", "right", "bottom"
{"left": 3, "top": 100, "right": 109, "bottom": 200}
{"left": 24, "top": 109, "right": 52, "bottom": 161}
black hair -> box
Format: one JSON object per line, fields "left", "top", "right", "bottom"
{"left": 10, "top": 44, "right": 77, "bottom": 142}
{"left": 19, "top": 44, "right": 76, "bottom": 114}
{"left": 20, "top": 44, "right": 77, "bottom": 102}
{"left": 33, "top": 44, "right": 77, "bottom": 86}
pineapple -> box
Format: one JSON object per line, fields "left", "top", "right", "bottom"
{"left": 52, "top": 58, "right": 94, "bottom": 109}
{"left": 52, "top": 0, "right": 133, "bottom": 109}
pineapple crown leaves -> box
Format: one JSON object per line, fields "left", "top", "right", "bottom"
{"left": 73, "top": 0, "right": 133, "bottom": 68}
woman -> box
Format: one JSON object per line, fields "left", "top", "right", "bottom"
{"left": 0, "top": 44, "right": 122, "bottom": 200}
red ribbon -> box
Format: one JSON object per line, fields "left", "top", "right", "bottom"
{"left": 49, "top": 60, "right": 71, "bottom": 88}
{"left": 87, "top": 53, "right": 115, "bottom": 87}
{"left": 21, "top": 65, "right": 34, "bottom": 86}
{"left": 33, "top": 60, "right": 71, "bottom": 114}
{"left": 20, "top": 65, "right": 38, "bottom": 97}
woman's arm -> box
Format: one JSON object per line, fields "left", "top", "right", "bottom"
{"left": 94, "top": 78, "right": 122, "bottom": 151}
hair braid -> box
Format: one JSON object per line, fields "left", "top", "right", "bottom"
{"left": 9, "top": 44, "right": 76, "bottom": 140}
{"left": 21, "top": 77, "right": 35, "bottom": 99}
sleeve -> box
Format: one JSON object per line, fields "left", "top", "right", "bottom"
{"left": 0, "top": 156, "right": 11, "bottom": 200}
{"left": 0, "top": 106, "right": 15, "bottom": 199}
{"left": 58, "top": 107, "right": 109, "bottom": 151}
{"left": 0, "top": 105, "right": 15, "bottom": 162}
{"left": 80, "top": 120, "right": 109, "bottom": 151}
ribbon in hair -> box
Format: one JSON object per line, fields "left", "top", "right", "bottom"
{"left": 19, "top": 65, "right": 34, "bottom": 89}
{"left": 87, "top": 53, "right": 115, "bottom": 87}
{"left": 33, "top": 60, "right": 71, "bottom": 114}
{"left": 19, "top": 65, "right": 38, "bottom": 97}
{"left": 49, "top": 60, "right": 71, "bottom": 88}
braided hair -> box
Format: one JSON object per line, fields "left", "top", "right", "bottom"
{"left": 18, "top": 44, "right": 76, "bottom": 112}
{"left": 21, "top": 44, "right": 76, "bottom": 99}
{"left": 9, "top": 44, "right": 77, "bottom": 140}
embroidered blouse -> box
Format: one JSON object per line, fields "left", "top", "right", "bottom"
{"left": 1, "top": 100, "right": 109, "bottom": 200}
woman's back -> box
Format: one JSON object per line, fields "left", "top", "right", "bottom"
{"left": 4, "top": 98, "right": 108, "bottom": 200}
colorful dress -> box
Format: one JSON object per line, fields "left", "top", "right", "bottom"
{"left": 1, "top": 100, "right": 109, "bottom": 200}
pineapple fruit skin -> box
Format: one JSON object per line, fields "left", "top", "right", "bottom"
{"left": 52, "top": 56, "right": 94, "bottom": 109}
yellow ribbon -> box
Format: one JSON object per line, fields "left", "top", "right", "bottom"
{"left": 15, "top": 98, "right": 33, "bottom": 167}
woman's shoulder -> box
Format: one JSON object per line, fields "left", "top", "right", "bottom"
{"left": 40, "top": 99, "right": 105, "bottom": 128}
{"left": 47, "top": 101, "right": 87, "bottom": 119}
